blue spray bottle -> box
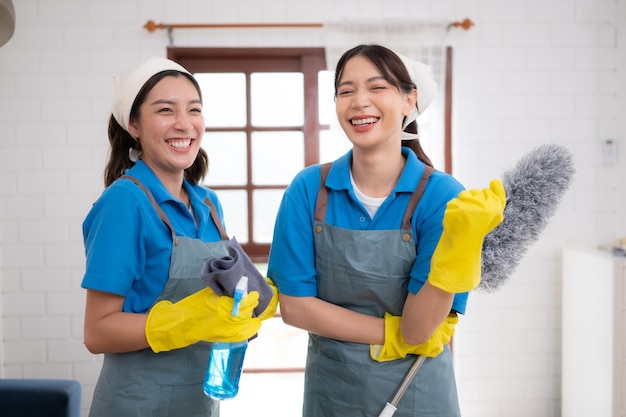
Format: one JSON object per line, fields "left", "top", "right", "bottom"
{"left": 203, "top": 275, "right": 249, "bottom": 400}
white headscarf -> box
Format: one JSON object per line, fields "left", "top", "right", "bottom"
{"left": 111, "top": 57, "right": 191, "bottom": 136}
{"left": 394, "top": 52, "right": 437, "bottom": 140}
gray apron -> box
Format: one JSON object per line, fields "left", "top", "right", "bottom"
{"left": 89, "top": 177, "right": 230, "bottom": 417}
{"left": 304, "top": 163, "right": 461, "bottom": 417}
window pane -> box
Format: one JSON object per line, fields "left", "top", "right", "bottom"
{"left": 215, "top": 190, "right": 248, "bottom": 243}
{"left": 201, "top": 132, "right": 247, "bottom": 186}
{"left": 251, "top": 73, "right": 303, "bottom": 126}
{"left": 251, "top": 131, "right": 304, "bottom": 185}
{"left": 319, "top": 128, "right": 351, "bottom": 164}
{"left": 195, "top": 73, "right": 247, "bottom": 127}
{"left": 244, "top": 318, "right": 308, "bottom": 369}
{"left": 318, "top": 70, "right": 335, "bottom": 125}
{"left": 253, "top": 189, "right": 284, "bottom": 243}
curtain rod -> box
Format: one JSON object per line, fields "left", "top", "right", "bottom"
{"left": 143, "top": 18, "right": 475, "bottom": 33}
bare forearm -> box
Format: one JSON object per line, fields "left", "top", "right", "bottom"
{"left": 400, "top": 281, "right": 454, "bottom": 345}
{"left": 84, "top": 311, "right": 149, "bottom": 354}
{"left": 279, "top": 294, "right": 385, "bottom": 345}
{"left": 83, "top": 289, "right": 150, "bottom": 354}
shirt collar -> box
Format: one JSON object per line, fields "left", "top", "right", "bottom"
{"left": 325, "top": 147, "right": 426, "bottom": 194}
{"left": 124, "top": 161, "right": 191, "bottom": 205}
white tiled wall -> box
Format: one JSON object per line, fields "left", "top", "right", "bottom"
{"left": 1, "top": 0, "right": 625, "bottom": 416}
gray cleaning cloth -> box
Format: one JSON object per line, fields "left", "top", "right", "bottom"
{"left": 200, "top": 236, "right": 273, "bottom": 317}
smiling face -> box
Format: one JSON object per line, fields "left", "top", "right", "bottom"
{"left": 128, "top": 74, "right": 204, "bottom": 181}
{"left": 335, "top": 55, "right": 416, "bottom": 153}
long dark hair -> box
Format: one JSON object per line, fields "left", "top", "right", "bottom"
{"left": 103, "top": 70, "right": 209, "bottom": 187}
{"left": 334, "top": 44, "right": 434, "bottom": 168}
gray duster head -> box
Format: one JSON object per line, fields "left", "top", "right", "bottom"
{"left": 479, "top": 143, "right": 575, "bottom": 292}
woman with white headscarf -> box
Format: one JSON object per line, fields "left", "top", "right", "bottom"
{"left": 81, "top": 57, "right": 277, "bottom": 417}
{"left": 267, "top": 44, "right": 506, "bottom": 416}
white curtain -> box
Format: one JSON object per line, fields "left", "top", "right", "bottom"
{"left": 323, "top": 20, "right": 450, "bottom": 170}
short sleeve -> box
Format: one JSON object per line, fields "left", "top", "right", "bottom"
{"left": 81, "top": 186, "right": 149, "bottom": 296}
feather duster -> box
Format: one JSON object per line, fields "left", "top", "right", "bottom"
{"left": 479, "top": 143, "right": 576, "bottom": 292}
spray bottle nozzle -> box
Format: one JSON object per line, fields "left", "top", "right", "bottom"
{"left": 231, "top": 276, "right": 248, "bottom": 317}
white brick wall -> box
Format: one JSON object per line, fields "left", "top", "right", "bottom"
{"left": 1, "top": 0, "right": 624, "bottom": 416}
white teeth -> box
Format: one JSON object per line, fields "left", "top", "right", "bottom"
{"left": 168, "top": 139, "right": 191, "bottom": 148}
{"left": 351, "top": 117, "right": 379, "bottom": 126}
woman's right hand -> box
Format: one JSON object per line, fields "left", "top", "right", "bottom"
{"left": 145, "top": 288, "right": 261, "bottom": 353}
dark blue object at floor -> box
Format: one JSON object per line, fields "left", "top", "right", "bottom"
{"left": 0, "top": 379, "right": 81, "bottom": 417}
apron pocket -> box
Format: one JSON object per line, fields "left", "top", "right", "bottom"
{"left": 305, "top": 349, "right": 407, "bottom": 416}
{"left": 305, "top": 346, "right": 460, "bottom": 417}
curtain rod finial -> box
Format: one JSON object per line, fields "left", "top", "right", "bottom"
{"left": 144, "top": 20, "right": 163, "bottom": 33}
{"left": 449, "top": 18, "right": 474, "bottom": 31}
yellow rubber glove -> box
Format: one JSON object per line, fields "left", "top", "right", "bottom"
{"left": 145, "top": 287, "right": 261, "bottom": 353}
{"left": 257, "top": 277, "right": 279, "bottom": 321}
{"left": 370, "top": 313, "right": 458, "bottom": 362}
{"left": 427, "top": 179, "right": 506, "bottom": 293}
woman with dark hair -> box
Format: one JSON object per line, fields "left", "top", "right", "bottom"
{"left": 267, "top": 44, "right": 506, "bottom": 416}
{"left": 81, "top": 57, "right": 277, "bottom": 417}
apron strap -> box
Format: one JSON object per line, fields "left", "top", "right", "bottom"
{"left": 314, "top": 162, "right": 435, "bottom": 228}
{"left": 121, "top": 176, "right": 230, "bottom": 242}
{"left": 202, "top": 195, "right": 229, "bottom": 240}
{"left": 401, "top": 165, "right": 434, "bottom": 229}
{"left": 314, "top": 163, "right": 332, "bottom": 223}
{"left": 122, "top": 175, "right": 176, "bottom": 241}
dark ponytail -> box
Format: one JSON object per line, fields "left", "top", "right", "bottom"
{"left": 401, "top": 120, "right": 433, "bottom": 168}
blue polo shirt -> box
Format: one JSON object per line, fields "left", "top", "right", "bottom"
{"left": 267, "top": 147, "right": 469, "bottom": 314}
{"left": 81, "top": 161, "right": 226, "bottom": 313}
